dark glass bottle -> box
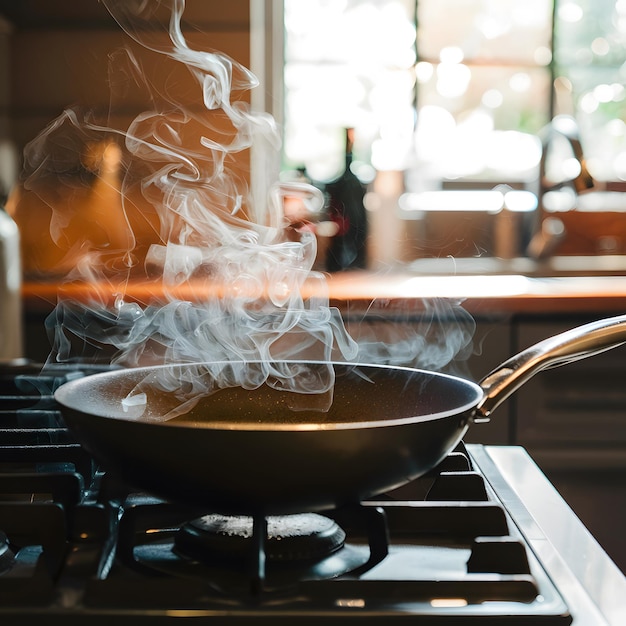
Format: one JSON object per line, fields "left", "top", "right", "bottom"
{"left": 324, "top": 128, "right": 368, "bottom": 271}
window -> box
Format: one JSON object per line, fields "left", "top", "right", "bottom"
{"left": 556, "top": 0, "right": 626, "bottom": 181}
{"left": 282, "top": 0, "right": 626, "bottom": 187}
{"left": 283, "top": 0, "right": 417, "bottom": 181}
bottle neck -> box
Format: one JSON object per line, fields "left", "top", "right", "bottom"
{"left": 344, "top": 152, "right": 353, "bottom": 171}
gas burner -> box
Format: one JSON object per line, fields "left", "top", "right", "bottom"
{"left": 115, "top": 504, "right": 389, "bottom": 593}
{"left": 175, "top": 513, "right": 346, "bottom": 563}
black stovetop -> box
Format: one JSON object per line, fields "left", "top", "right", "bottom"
{"left": 0, "top": 362, "right": 579, "bottom": 623}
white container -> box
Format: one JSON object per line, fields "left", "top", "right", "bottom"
{"left": 0, "top": 206, "right": 23, "bottom": 360}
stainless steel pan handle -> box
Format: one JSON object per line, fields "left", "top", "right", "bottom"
{"left": 474, "top": 314, "right": 626, "bottom": 422}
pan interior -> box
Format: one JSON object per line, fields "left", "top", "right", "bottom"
{"left": 54, "top": 362, "right": 483, "bottom": 430}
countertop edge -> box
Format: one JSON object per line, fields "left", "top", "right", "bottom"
{"left": 19, "top": 272, "right": 626, "bottom": 317}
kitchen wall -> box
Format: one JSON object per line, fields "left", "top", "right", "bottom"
{"left": 0, "top": 0, "right": 251, "bottom": 171}
{"left": 0, "top": 0, "right": 254, "bottom": 281}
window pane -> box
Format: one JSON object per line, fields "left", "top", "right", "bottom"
{"left": 284, "top": 0, "right": 552, "bottom": 186}
{"left": 414, "top": 65, "right": 549, "bottom": 183}
{"left": 555, "top": 0, "right": 626, "bottom": 181}
{"left": 418, "top": 0, "right": 553, "bottom": 64}
{"left": 557, "top": 0, "right": 626, "bottom": 67}
{"left": 283, "top": 0, "right": 416, "bottom": 178}
{"left": 417, "top": 65, "right": 550, "bottom": 132}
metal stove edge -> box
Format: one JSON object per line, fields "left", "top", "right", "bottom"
{"left": 469, "top": 444, "right": 626, "bottom": 626}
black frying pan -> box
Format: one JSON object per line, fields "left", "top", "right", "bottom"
{"left": 54, "top": 315, "right": 626, "bottom": 515}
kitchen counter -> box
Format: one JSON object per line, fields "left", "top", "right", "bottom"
{"left": 325, "top": 271, "right": 626, "bottom": 317}
{"left": 20, "top": 270, "right": 626, "bottom": 318}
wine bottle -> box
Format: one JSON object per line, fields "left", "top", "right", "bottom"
{"left": 324, "top": 128, "right": 368, "bottom": 271}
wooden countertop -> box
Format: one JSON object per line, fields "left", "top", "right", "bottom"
{"left": 325, "top": 271, "right": 626, "bottom": 316}
{"left": 20, "top": 270, "right": 626, "bottom": 318}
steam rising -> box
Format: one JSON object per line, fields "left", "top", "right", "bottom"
{"left": 15, "top": 0, "right": 474, "bottom": 418}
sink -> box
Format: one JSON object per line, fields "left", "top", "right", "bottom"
{"left": 406, "top": 255, "right": 626, "bottom": 277}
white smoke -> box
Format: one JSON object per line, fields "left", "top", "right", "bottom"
{"left": 27, "top": 0, "right": 359, "bottom": 412}
{"left": 12, "top": 0, "right": 474, "bottom": 418}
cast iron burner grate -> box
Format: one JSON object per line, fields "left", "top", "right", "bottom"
{"left": 0, "top": 362, "right": 109, "bottom": 483}
{"left": 112, "top": 496, "right": 391, "bottom": 595}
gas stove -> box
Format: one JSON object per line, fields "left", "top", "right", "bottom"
{"left": 1, "top": 362, "right": 625, "bottom": 624}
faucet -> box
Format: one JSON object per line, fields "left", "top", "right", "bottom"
{"left": 526, "top": 114, "right": 596, "bottom": 259}
{"left": 538, "top": 114, "right": 595, "bottom": 196}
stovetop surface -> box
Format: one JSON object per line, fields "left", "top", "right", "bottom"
{"left": 0, "top": 361, "right": 621, "bottom": 624}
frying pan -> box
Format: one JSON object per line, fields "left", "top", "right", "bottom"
{"left": 55, "top": 314, "right": 626, "bottom": 516}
